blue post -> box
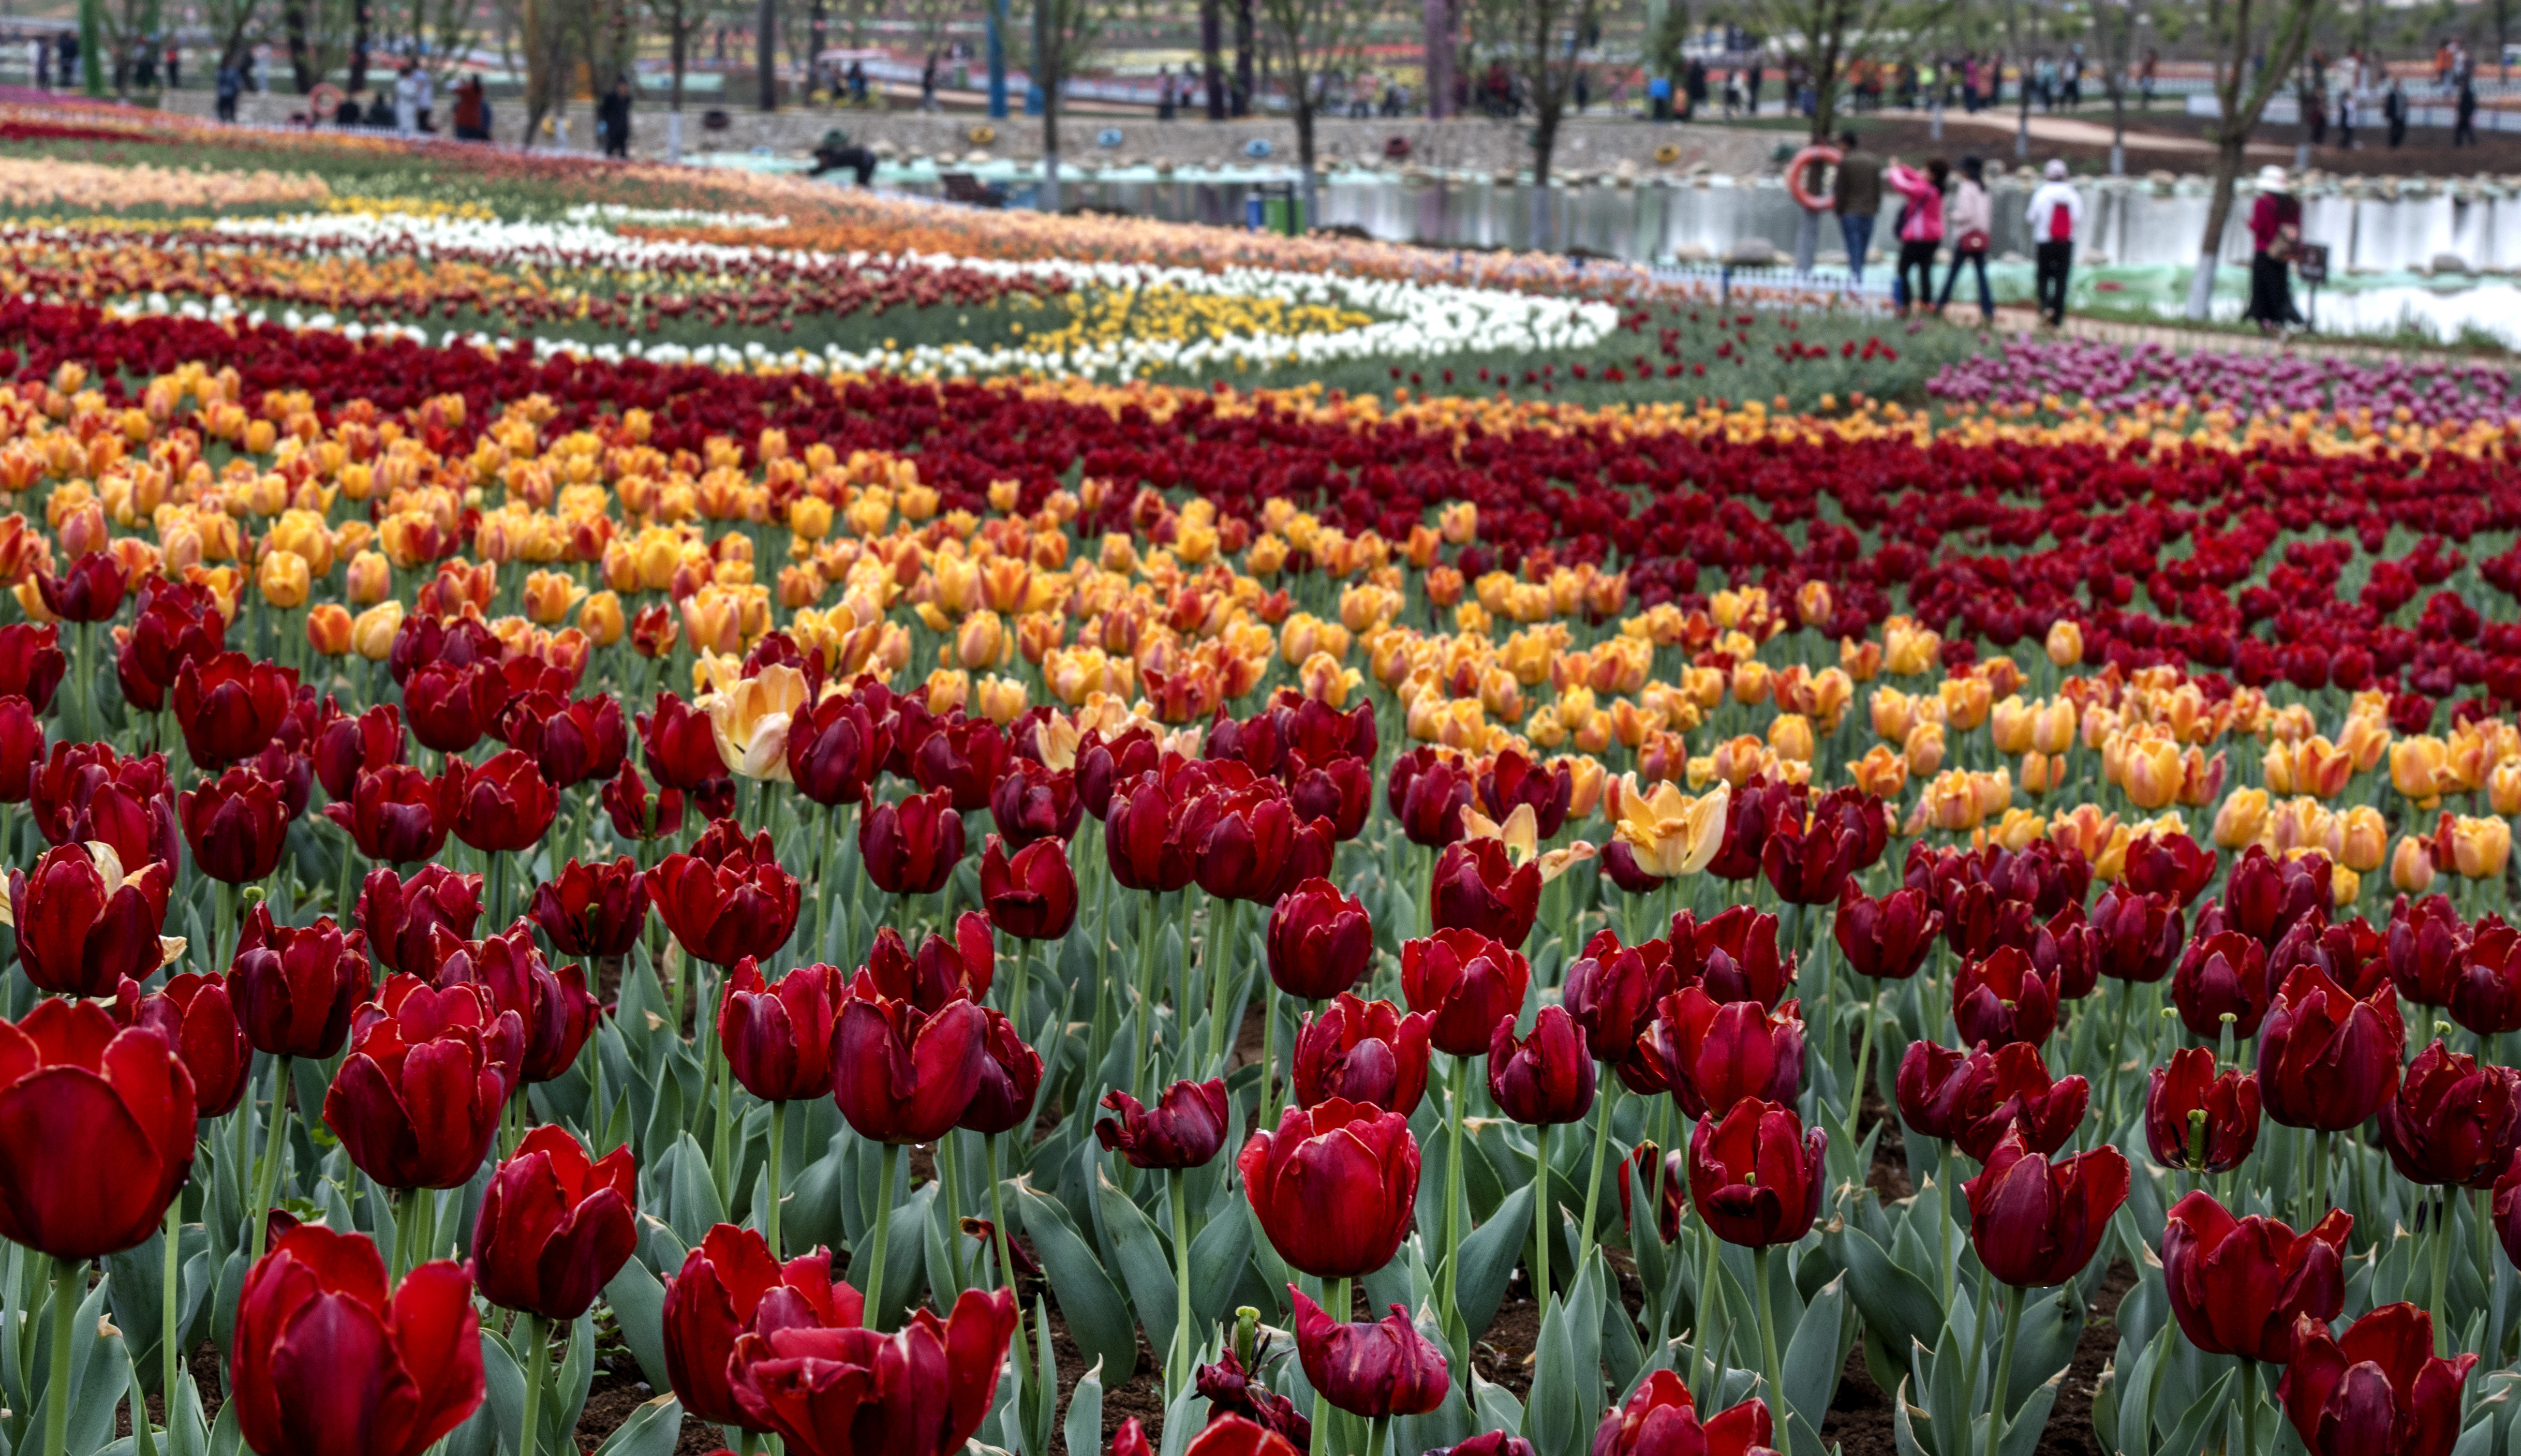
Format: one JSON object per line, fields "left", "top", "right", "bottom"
{"left": 986, "top": 0, "right": 1008, "bottom": 117}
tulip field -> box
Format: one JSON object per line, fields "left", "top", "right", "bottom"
{"left": 0, "top": 96, "right": 2517, "bottom": 1456}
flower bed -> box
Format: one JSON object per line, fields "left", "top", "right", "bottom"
{"left": 1927, "top": 336, "right": 2521, "bottom": 429}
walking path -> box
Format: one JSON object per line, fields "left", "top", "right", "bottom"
{"left": 1927, "top": 107, "right": 2289, "bottom": 158}
{"left": 1984, "top": 302, "right": 2486, "bottom": 366}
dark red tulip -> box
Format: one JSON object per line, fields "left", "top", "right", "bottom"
{"left": 229, "top": 1225, "right": 485, "bottom": 1456}
{"left": 601, "top": 764, "right": 683, "bottom": 842}
{"left": 1961, "top": 1128, "right": 2129, "bottom": 1287}
{"left": 2258, "top": 961, "right": 2406, "bottom": 1132}
{"left": 1476, "top": 749, "right": 1572, "bottom": 840}
{"left": 832, "top": 974, "right": 987, "bottom": 1143}
{"left": 0, "top": 996, "right": 195, "bottom": 1258}
{"left": 1429, "top": 837, "right": 1540, "bottom": 948}
{"left": 987, "top": 759, "right": 1080, "bottom": 847}
{"left": 230, "top": 903, "right": 371, "bottom": 1059}
{"left": 1284, "top": 751, "right": 1372, "bottom": 842}
{"left": 2212, "top": 845, "right": 2332, "bottom": 949}
{"left": 1387, "top": 747, "right": 1469, "bottom": 848}
{"left": 1102, "top": 764, "right": 1199, "bottom": 892}
{"left": 1194, "top": 1346, "right": 1312, "bottom": 1449}
{"left": 115, "top": 582, "right": 219, "bottom": 714}
{"left": 1266, "top": 879, "right": 1373, "bottom": 1000}
{"left": 171, "top": 652, "right": 296, "bottom": 767}
{"left": 311, "top": 702, "right": 404, "bottom": 803}
{"left": 505, "top": 692, "right": 627, "bottom": 790}
{"left": 1565, "top": 930, "right": 1678, "bottom": 1078}
{"left": 652, "top": 820, "right": 802, "bottom": 968}
{"left": 1095, "top": 1077, "right": 1230, "bottom": 1168}
{"left": 1185, "top": 782, "right": 1331, "bottom": 904}
{"left": 1617, "top": 1139, "right": 1688, "bottom": 1245}
{"left": 358, "top": 864, "right": 482, "bottom": 980}
{"left": 2380, "top": 1040, "right": 2521, "bottom": 1188}
{"left": 2492, "top": 1152, "right": 2521, "bottom": 1280}
{"left": 2269, "top": 917, "right": 2389, "bottom": 1002}
{"left": 401, "top": 660, "right": 509, "bottom": 756}
{"left": 8, "top": 840, "right": 172, "bottom": 996}
{"left": 0, "top": 622, "right": 66, "bottom": 718}
{"left": 2172, "top": 929, "right": 2274, "bottom": 1040}
{"left": 1704, "top": 777, "right": 1786, "bottom": 883}
{"left": 978, "top": 833, "right": 1077, "bottom": 940}
{"left": 528, "top": 856, "right": 649, "bottom": 958}
{"left": 859, "top": 787, "right": 966, "bottom": 897}
{"left": 0, "top": 695, "right": 42, "bottom": 804}
{"left": 1592, "top": 1371, "right": 1775, "bottom": 1456}
{"left": 785, "top": 692, "right": 891, "bottom": 808}
{"left": 469, "top": 1125, "right": 637, "bottom": 1321}
{"left": 1600, "top": 840, "right": 1669, "bottom": 896}
{"left": 1893, "top": 1040, "right": 2086, "bottom": 1161}
{"left": 1400, "top": 928, "right": 1531, "bottom": 1058}
{"left": 323, "top": 979, "right": 514, "bottom": 1190}
{"left": 958, "top": 1008, "right": 1043, "bottom": 1136}
{"left": 179, "top": 767, "right": 291, "bottom": 883}
{"left": 2277, "top": 1304, "right": 2474, "bottom": 1456}
{"left": 1238, "top": 1098, "right": 1419, "bottom": 1279}
{"left": 433, "top": 922, "right": 596, "bottom": 1085}
{"left": 1288, "top": 1287, "right": 1449, "bottom": 1419}
{"left": 663, "top": 1223, "right": 865, "bottom": 1430}
{"left": 1760, "top": 801, "right": 1855, "bottom": 905}
{"left": 1670, "top": 907, "right": 1796, "bottom": 1009}
{"left": 117, "top": 970, "right": 251, "bottom": 1117}
{"left": 639, "top": 692, "right": 728, "bottom": 791}
{"left": 2162, "top": 1190, "right": 2350, "bottom": 1363}
{"left": 388, "top": 613, "right": 500, "bottom": 685}
{"left": 321, "top": 765, "right": 451, "bottom": 864}
{"left": 912, "top": 715, "right": 1011, "bottom": 813}
{"left": 247, "top": 740, "right": 311, "bottom": 825}
{"left": 1076, "top": 724, "right": 1159, "bottom": 821}
{"left": 863, "top": 912, "right": 995, "bottom": 1012}
{"left": 1833, "top": 884, "right": 1941, "bottom": 980}
{"left": 1951, "top": 946, "right": 2060, "bottom": 1048}
{"left": 37, "top": 551, "right": 126, "bottom": 621}
{"left": 718, "top": 959, "right": 842, "bottom": 1102}
{"left": 33, "top": 742, "right": 177, "bottom": 871}
{"left": 1645, "top": 987, "right": 1805, "bottom": 1122}
{"left": 1292, "top": 996, "right": 1430, "bottom": 1116}
{"left": 1488, "top": 1004, "right": 1595, "bottom": 1126}
{"left": 2451, "top": 918, "right": 2521, "bottom": 1036}
{"left": 1688, "top": 1098, "right": 1825, "bottom": 1248}
{"left": 2120, "top": 831, "right": 2218, "bottom": 907}
{"left": 2089, "top": 883, "right": 2185, "bottom": 987}
{"left": 2387, "top": 895, "right": 2470, "bottom": 1008}
{"left": 724, "top": 1286, "right": 1018, "bottom": 1456}
{"left": 443, "top": 750, "right": 558, "bottom": 854}
{"left": 2144, "top": 1047, "right": 2261, "bottom": 1174}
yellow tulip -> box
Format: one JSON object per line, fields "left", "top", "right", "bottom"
{"left": 1610, "top": 778, "right": 1731, "bottom": 879}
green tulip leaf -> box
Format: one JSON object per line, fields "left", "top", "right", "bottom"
{"left": 476, "top": 1328, "right": 525, "bottom": 1456}
{"left": 601, "top": 1257, "right": 674, "bottom": 1393}
{"left": 2155, "top": 1368, "right": 2235, "bottom": 1456}
{"left": 1062, "top": 1358, "right": 1105, "bottom": 1456}
{"left": 1782, "top": 1273, "right": 1849, "bottom": 1433}
{"left": 541, "top": 1313, "right": 598, "bottom": 1456}
{"left": 1996, "top": 1376, "right": 2061, "bottom": 1456}
{"left": 1188, "top": 1187, "right": 1252, "bottom": 1328}
{"left": 1093, "top": 1169, "right": 1179, "bottom": 1362}
{"left": 1523, "top": 1294, "right": 1581, "bottom": 1454}
{"left": 1843, "top": 1225, "right": 1944, "bottom": 1365}
{"left": 1471, "top": 1371, "right": 1524, "bottom": 1445}
{"left": 2004, "top": 1286, "right": 2084, "bottom": 1418}
{"left": 1890, "top": 1375, "right": 1930, "bottom": 1456}
{"left": 587, "top": 1395, "right": 685, "bottom": 1456}
{"left": 1451, "top": 1181, "right": 1533, "bottom": 1345}
{"left": 1014, "top": 1181, "right": 1138, "bottom": 1382}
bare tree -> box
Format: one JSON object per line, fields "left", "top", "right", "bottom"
{"left": 1517, "top": 0, "right": 1599, "bottom": 247}
{"left": 201, "top": 0, "right": 267, "bottom": 70}
{"left": 2183, "top": 0, "right": 2319, "bottom": 318}
{"left": 1256, "top": 0, "right": 1385, "bottom": 224}
{"left": 1738, "top": 0, "right": 1943, "bottom": 143}
{"left": 2089, "top": 0, "right": 2142, "bottom": 172}
{"left": 284, "top": 0, "right": 362, "bottom": 91}
{"left": 642, "top": 0, "right": 711, "bottom": 151}
{"left": 1030, "top": 0, "right": 1103, "bottom": 211}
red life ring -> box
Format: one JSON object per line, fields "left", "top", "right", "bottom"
{"left": 1787, "top": 145, "right": 1843, "bottom": 212}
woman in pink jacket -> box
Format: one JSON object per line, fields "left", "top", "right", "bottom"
{"left": 1885, "top": 157, "right": 1948, "bottom": 316}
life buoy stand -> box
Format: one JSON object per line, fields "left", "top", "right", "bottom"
{"left": 1787, "top": 145, "right": 1842, "bottom": 212}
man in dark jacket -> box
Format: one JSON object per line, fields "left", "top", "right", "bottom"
{"left": 1832, "top": 130, "right": 1882, "bottom": 285}
{"left": 598, "top": 77, "right": 632, "bottom": 158}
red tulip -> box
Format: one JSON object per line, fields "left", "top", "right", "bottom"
{"left": 1670, "top": 907, "right": 1797, "bottom": 1009}
{"left": 639, "top": 692, "right": 729, "bottom": 791}
{"left": 1187, "top": 782, "right": 1331, "bottom": 904}
{"left": 0, "top": 622, "right": 66, "bottom": 717}
{"left": 957, "top": 1008, "right": 1044, "bottom": 1136}
{"left": 231, "top": 902, "right": 372, "bottom": 1059}
{"left": 2090, "top": 883, "right": 2185, "bottom": 985}
{"left": 859, "top": 787, "right": 966, "bottom": 897}
{"left": 0, "top": 997, "right": 195, "bottom": 1258}
{"left": 1429, "top": 837, "right": 1540, "bottom": 948}
{"left": 1961, "top": 1128, "right": 2129, "bottom": 1287}
{"left": 117, "top": 970, "right": 251, "bottom": 1117}
{"left": 1387, "top": 747, "right": 1469, "bottom": 848}
{"left": 1476, "top": 749, "right": 1571, "bottom": 840}
{"left": 2380, "top": 1039, "right": 2521, "bottom": 1188}
{"left": 311, "top": 702, "right": 404, "bottom": 803}
{"left": 1285, "top": 751, "right": 1372, "bottom": 841}
{"left": 601, "top": 764, "right": 684, "bottom": 842}
{"left": 2211, "top": 845, "right": 2331, "bottom": 949}
{"left": 1488, "top": 1004, "right": 1595, "bottom": 1125}
{"left": 1688, "top": 1099, "right": 1824, "bottom": 1249}
{"left": 2143, "top": 1047, "right": 2260, "bottom": 1174}
{"left": 2172, "top": 929, "right": 2274, "bottom": 1040}
{"left": 652, "top": 820, "right": 803, "bottom": 968}
{"left": 358, "top": 864, "right": 482, "bottom": 980}
{"left": 978, "top": 833, "right": 1077, "bottom": 940}
{"left": 388, "top": 614, "right": 500, "bottom": 685}
{"left": 2277, "top": 1304, "right": 2474, "bottom": 1456}
{"left": 1400, "top": 928, "right": 1531, "bottom": 1059}
{"left": 1288, "top": 1287, "right": 1449, "bottom": 1418}
{"left": 785, "top": 692, "right": 890, "bottom": 807}
{"left": 509, "top": 692, "right": 626, "bottom": 789}
{"left": 1618, "top": 1140, "right": 1688, "bottom": 1245}
{"left": 2120, "top": 830, "right": 2218, "bottom": 907}
{"left": 1100, "top": 762, "right": 1202, "bottom": 893}
{"left": 1565, "top": 930, "right": 1678, "bottom": 1080}
{"left": 724, "top": 1286, "right": 1018, "bottom": 1456}
{"left": 433, "top": 922, "right": 595, "bottom": 1085}
{"left": 115, "top": 582, "right": 220, "bottom": 714}
{"left": 1592, "top": 1371, "right": 1776, "bottom": 1456}
{"left": 1759, "top": 801, "right": 1855, "bottom": 905}
{"left": 2258, "top": 961, "right": 2406, "bottom": 1132}
{"left": 1645, "top": 987, "right": 1805, "bottom": 1122}
{"left": 172, "top": 652, "right": 296, "bottom": 767}
{"left": 37, "top": 551, "right": 125, "bottom": 621}
{"left": 229, "top": 1226, "right": 484, "bottom": 1456}
{"left": 717, "top": 959, "right": 843, "bottom": 1102}
{"left": 0, "top": 695, "right": 43, "bottom": 805}
{"left": 1238, "top": 1098, "right": 1419, "bottom": 1279}
{"left": 988, "top": 758, "right": 1081, "bottom": 846}
{"left": 470, "top": 1125, "right": 637, "bottom": 1321}
{"left": 33, "top": 742, "right": 177, "bottom": 871}
{"left": 7, "top": 840, "right": 173, "bottom": 996}
{"left": 1291, "top": 996, "right": 1430, "bottom": 1116}
{"left": 1076, "top": 725, "right": 1159, "bottom": 822}
{"left": 443, "top": 750, "right": 558, "bottom": 854}
{"left": 321, "top": 765, "right": 452, "bottom": 864}
{"left": 1266, "top": 879, "right": 1373, "bottom": 1001}
{"left": 2162, "top": 1190, "right": 2350, "bottom": 1363}
{"left": 664, "top": 1223, "right": 863, "bottom": 1430}
{"left": 1179, "top": 1415, "right": 1302, "bottom": 1456}
{"left": 1952, "top": 946, "right": 2060, "bottom": 1048}
{"left": 863, "top": 913, "right": 995, "bottom": 1012}
{"left": 2387, "top": 895, "right": 2469, "bottom": 1007}
{"left": 323, "top": 980, "right": 515, "bottom": 1190}
{"left": 912, "top": 715, "right": 1011, "bottom": 813}
{"left": 180, "top": 766, "right": 291, "bottom": 883}
{"left": 1096, "top": 1077, "right": 1230, "bottom": 1168}
{"left": 1193, "top": 1348, "right": 1312, "bottom": 1448}
{"left": 832, "top": 974, "right": 987, "bottom": 1143}
{"left": 528, "top": 855, "right": 649, "bottom": 958}
{"left": 2451, "top": 918, "right": 2521, "bottom": 1036}
{"left": 402, "top": 660, "right": 509, "bottom": 756}
{"left": 1833, "top": 884, "right": 1941, "bottom": 980}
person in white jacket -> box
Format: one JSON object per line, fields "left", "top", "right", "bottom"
{"left": 2025, "top": 158, "right": 2085, "bottom": 325}
{"left": 1936, "top": 155, "right": 1995, "bottom": 322}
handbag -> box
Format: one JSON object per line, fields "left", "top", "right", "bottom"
{"left": 1957, "top": 229, "right": 1991, "bottom": 252}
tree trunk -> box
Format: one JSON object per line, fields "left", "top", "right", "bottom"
{"left": 2014, "top": 52, "right": 2030, "bottom": 156}
{"left": 1200, "top": 0, "right": 1223, "bottom": 119}
{"left": 1295, "top": 91, "right": 1315, "bottom": 225}
{"left": 1423, "top": 0, "right": 1449, "bottom": 118}
{"left": 808, "top": 0, "right": 823, "bottom": 88}
{"left": 1232, "top": 0, "right": 1252, "bottom": 115}
{"left": 347, "top": 0, "right": 368, "bottom": 94}
{"left": 755, "top": 0, "right": 774, "bottom": 108}
{"left": 1035, "top": 0, "right": 1060, "bottom": 211}
{"left": 2186, "top": 132, "right": 2246, "bottom": 318}
{"left": 286, "top": 0, "right": 313, "bottom": 91}
{"left": 669, "top": 0, "right": 685, "bottom": 110}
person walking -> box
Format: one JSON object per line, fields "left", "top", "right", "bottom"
{"left": 214, "top": 56, "right": 242, "bottom": 121}
{"left": 2337, "top": 85, "right": 2355, "bottom": 147}
{"left": 2026, "top": 158, "right": 2084, "bottom": 326}
{"left": 2244, "top": 165, "right": 2305, "bottom": 335}
{"left": 2386, "top": 77, "right": 2408, "bottom": 147}
{"left": 598, "top": 76, "right": 633, "bottom": 158}
{"left": 1937, "top": 155, "right": 1995, "bottom": 323}
{"left": 2456, "top": 78, "right": 2480, "bottom": 144}
{"left": 2140, "top": 48, "right": 2157, "bottom": 107}
{"left": 451, "top": 73, "right": 488, "bottom": 139}
{"left": 1885, "top": 155, "right": 1947, "bottom": 316}
{"left": 1832, "top": 129, "right": 1883, "bottom": 287}
{"left": 392, "top": 61, "right": 420, "bottom": 135}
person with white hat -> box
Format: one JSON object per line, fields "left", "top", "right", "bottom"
{"left": 2243, "top": 164, "right": 2304, "bottom": 335}
{"left": 2025, "top": 158, "right": 2084, "bottom": 326}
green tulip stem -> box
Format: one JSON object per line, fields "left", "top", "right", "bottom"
{"left": 1754, "top": 1245, "right": 1787, "bottom": 1433}
{"left": 866, "top": 1141, "right": 901, "bottom": 1331}
{"left": 1007, "top": 937, "right": 1031, "bottom": 1036}
{"left": 1090, "top": 844, "right": 1113, "bottom": 1075}
{"left": 2238, "top": 1355, "right": 2259, "bottom": 1456}
{"left": 2430, "top": 1191, "right": 2453, "bottom": 1356}
{"left": 1577, "top": 1083, "right": 1616, "bottom": 1273}
{"left": 1693, "top": 1216, "right": 1724, "bottom": 1407}
{"left": 735, "top": 1430, "right": 761, "bottom": 1456}
{"left": 709, "top": 1009, "right": 733, "bottom": 1211}
{"left": 247, "top": 1055, "right": 291, "bottom": 1268}
{"left": 1845, "top": 977, "right": 1881, "bottom": 1150}
{"left": 1959, "top": 1258, "right": 1992, "bottom": 1434}
{"left": 987, "top": 1132, "right": 1016, "bottom": 1295}
{"left": 766, "top": 1101, "right": 787, "bottom": 1261}
{"left": 1370, "top": 1414, "right": 1393, "bottom": 1456}
{"left": 1531, "top": 1121, "right": 1552, "bottom": 1308}
{"left": 1257, "top": 981, "right": 1280, "bottom": 1124}
{"left": 1310, "top": 1275, "right": 1349, "bottom": 1456}
{"left": 515, "top": 1313, "right": 548, "bottom": 1456}
{"left": 161, "top": 1198, "right": 181, "bottom": 1407}
{"left": 1168, "top": 1167, "right": 1194, "bottom": 1399}
{"left": 1437, "top": 1057, "right": 1470, "bottom": 1355}
{"left": 1133, "top": 892, "right": 1160, "bottom": 1101}
{"left": 44, "top": 1256, "right": 75, "bottom": 1456}
{"left": 938, "top": 1130, "right": 966, "bottom": 1296}
{"left": 1983, "top": 1283, "right": 2025, "bottom": 1456}
{"left": 1205, "top": 898, "right": 1239, "bottom": 1068}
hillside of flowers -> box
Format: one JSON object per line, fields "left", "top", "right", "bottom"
{"left": 0, "top": 98, "right": 2517, "bottom": 1456}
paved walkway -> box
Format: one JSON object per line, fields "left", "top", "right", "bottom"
{"left": 1927, "top": 107, "right": 2290, "bottom": 158}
